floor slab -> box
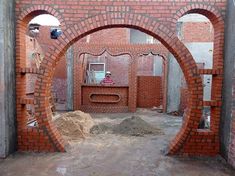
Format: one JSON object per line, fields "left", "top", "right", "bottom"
{"left": 0, "top": 110, "right": 234, "bottom": 176}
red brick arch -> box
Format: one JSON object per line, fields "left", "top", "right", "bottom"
{"left": 17, "top": 5, "right": 66, "bottom": 28}
{"left": 172, "top": 3, "right": 224, "bottom": 25}
{"left": 172, "top": 3, "right": 224, "bottom": 67}
{"left": 30, "top": 12, "right": 205, "bottom": 154}
{"left": 15, "top": 6, "right": 68, "bottom": 152}
{"left": 15, "top": 0, "right": 226, "bottom": 154}
{"left": 172, "top": 4, "right": 225, "bottom": 143}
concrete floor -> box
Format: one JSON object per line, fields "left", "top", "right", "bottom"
{"left": 0, "top": 109, "right": 235, "bottom": 176}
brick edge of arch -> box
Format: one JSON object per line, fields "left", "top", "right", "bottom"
{"left": 34, "top": 12, "right": 204, "bottom": 155}
{"left": 15, "top": 7, "right": 223, "bottom": 156}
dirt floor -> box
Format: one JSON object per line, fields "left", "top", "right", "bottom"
{"left": 0, "top": 109, "right": 235, "bottom": 176}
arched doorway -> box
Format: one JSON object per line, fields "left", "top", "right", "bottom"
{"left": 15, "top": 6, "right": 223, "bottom": 156}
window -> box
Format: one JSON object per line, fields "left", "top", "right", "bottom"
{"left": 87, "top": 63, "right": 105, "bottom": 84}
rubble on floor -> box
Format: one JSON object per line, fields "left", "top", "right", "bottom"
{"left": 89, "top": 123, "right": 113, "bottom": 135}
{"left": 151, "top": 105, "right": 163, "bottom": 113}
{"left": 54, "top": 111, "right": 94, "bottom": 139}
{"left": 167, "top": 111, "right": 181, "bottom": 116}
{"left": 91, "top": 116, "right": 164, "bottom": 136}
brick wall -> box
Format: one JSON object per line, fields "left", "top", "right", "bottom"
{"left": 15, "top": 0, "right": 225, "bottom": 155}
{"left": 137, "top": 56, "right": 154, "bottom": 76}
{"left": 88, "top": 28, "right": 129, "bottom": 44}
{"left": 73, "top": 44, "right": 168, "bottom": 114}
{"left": 181, "top": 22, "right": 214, "bottom": 43}
{"left": 25, "top": 35, "right": 44, "bottom": 94}
{"left": 137, "top": 76, "right": 162, "bottom": 108}
{"left": 35, "top": 26, "right": 57, "bottom": 52}
{"left": 26, "top": 26, "right": 68, "bottom": 103}
{"left": 35, "top": 26, "right": 67, "bottom": 79}
{"left": 84, "top": 54, "right": 130, "bottom": 85}
{"left": 33, "top": 27, "right": 131, "bottom": 103}
{"left": 179, "top": 88, "right": 189, "bottom": 114}
{"left": 52, "top": 78, "right": 67, "bottom": 103}
{"left": 30, "top": 23, "right": 213, "bottom": 105}
{"left": 80, "top": 85, "right": 129, "bottom": 113}
{"left": 52, "top": 57, "right": 67, "bottom": 104}
{"left": 179, "top": 63, "right": 204, "bottom": 114}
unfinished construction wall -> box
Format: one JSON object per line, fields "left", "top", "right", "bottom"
{"left": 25, "top": 36, "right": 44, "bottom": 94}
{"left": 130, "top": 29, "right": 163, "bottom": 77}
{"left": 185, "top": 43, "right": 213, "bottom": 100}
{"left": 87, "top": 28, "right": 130, "bottom": 44}
{"left": 167, "top": 55, "right": 182, "bottom": 113}
{"left": 0, "top": 0, "right": 16, "bottom": 158}
{"left": 25, "top": 26, "right": 68, "bottom": 108}
{"left": 137, "top": 76, "right": 162, "bottom": 108}
{"left": 167, "top": 15, "right": 214, "bottom": 113}
{"left": 15, "top": 0, "right": 226, "bottom": 156}
{"left": 84, "top": 54, "right": 130, "bottom": 85}
{"left": 221, "top": 0, "right": 235, "bottom": 168}
{"left": 80, "top": 85, "right": 129, "bottom": 113}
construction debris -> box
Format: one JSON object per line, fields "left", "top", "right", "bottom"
{"left": 167, "top": 111, "right": 181, "bottom": 116}
{"left": 90, "top": 123, "right": 113, "bottom": 135}
{"left": 151, "top": 105, "right": 163, "bottom": 113}
{"left": 91, "top": 116, "right": 163, "bottom": 137}
{"left": 54, "top": 111, "right": 94, "bottom": 139}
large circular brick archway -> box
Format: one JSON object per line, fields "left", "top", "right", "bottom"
{"left": 34, "top": 12, "right": 203, "bottom": 154}
{"left": 15, "top": 4, "right": 224, "bottom": 155}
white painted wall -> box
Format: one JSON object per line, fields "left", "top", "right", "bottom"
{"left": 166, "top": 42, "right": 213, "bottom": 112}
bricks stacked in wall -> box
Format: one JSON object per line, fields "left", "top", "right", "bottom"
{"left": 15, "top": 0, "right": 226, "bottom": 155}
{"left": 81, "top": 85, "right": 129, "bottom": 113}
{"left": 137, "top": 76, "right": 162, "bottom": 108}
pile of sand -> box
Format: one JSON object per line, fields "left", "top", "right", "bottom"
{"left": 54, "top": 111, "right": 94, "bottom": 139}
{"left": 113, "top": 116, "right": 163, "bottom": 136}
{"left": 90, "top": 116, "right": 163, "bottom": 136}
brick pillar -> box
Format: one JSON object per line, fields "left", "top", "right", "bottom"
{"left": 73, "top": 52, "right": 83, "bottom": 110}
{"left": 162, "top": 56, "right": 168, "bottom": 113}
{"left": 77, "top": 54, "right": 83, "bottom": 110}
{"left": 128, "top": 55, "right": 137, "bottom": 112}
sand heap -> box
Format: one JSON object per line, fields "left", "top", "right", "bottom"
{"left": 54, "top": 111, "right": 94, "bottom": 139}
{"left": 91, "top": 116, "right": 163, "bottom": 136}
{"left": 113, "top": 116, "right": 163, "bottom": 136}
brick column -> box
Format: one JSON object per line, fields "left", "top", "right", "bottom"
{"left": 162, "top": 56, "right": 168, "bottom": 113}
{"left": 73, "top": 52, "right": 84, "bottom": 110}
{"left": 128, "top": 55, "right": 137, "bottom": 112}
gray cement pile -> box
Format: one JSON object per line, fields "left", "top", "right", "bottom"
{"left": 89, "top": 123, "right": 113, "bottom": 135}
{"left": 90, "top": 116, "right": 163, "bottom": 136}
{"left": 54, "top": 111, "right": 94, "bottom": 139}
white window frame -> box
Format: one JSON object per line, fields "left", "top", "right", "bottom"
{"left": 88, "top": 63, "right": 106, "bottom": 84}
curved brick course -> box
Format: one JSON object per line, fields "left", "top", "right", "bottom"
{"left": 15, "top": 0, "right": 225, "bottom": 156}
